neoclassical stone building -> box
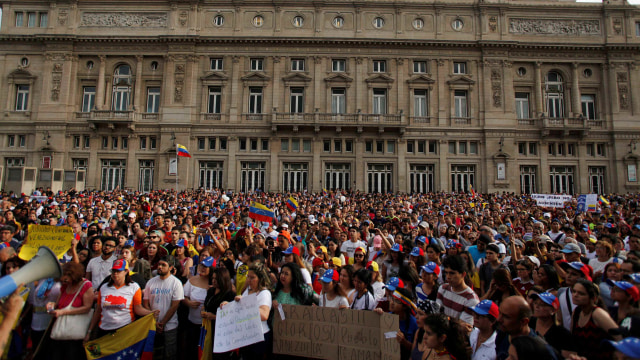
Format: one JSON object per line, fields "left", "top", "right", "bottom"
{"left": 0, "top": 0, "right": 639, "bottom": 194}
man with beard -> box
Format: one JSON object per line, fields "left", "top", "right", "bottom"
{"left": 144, "top": 256, "right": 184, "bottom": 360}
{"left": 85, "top": 236, "right": 118, "bottom": 288}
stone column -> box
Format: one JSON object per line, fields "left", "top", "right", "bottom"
{"left": 313, "top": 57, "right": 323, "bottom": 112}
{"left": 269, "top": 142, "right": 279, "bottom": 192}
{"left": 539, "top": 141, "right": 549, "bottom": 192}
{"left": 272, "top": 56, "right": 281, "bottom": 113}
{"left": 608, "top": 62, "right": 619, "bottom": 113}
{"left": 125, "top": 136, "right": 139, "bottom": 188}
{"left": 396, "top": 58, "right": 405, "bottom": 115}
{"left": 88, "top": 136, "right": 99, "bottom": 188}
{"left": 229, "top": 56, "right": 240, "bottom": 121}
{"left": 534, "top": 62, "right": 543, "bottom": 117}
{"left": 227, "top": 136, "right": 237, "bottom": 191}
{"left": 312, "top": 137, "right": 322, "bottom": 192}
{"left": 571, "top": 63, "right": 581, "bottom": 117}
{"left": 630, "top": 62, "right": 640, "bottom": 116}
{"left": 134, "top": 56, "right": 143, "bottom": 111}
{"left": 355, "top": 57, "right": 364, "bottom": 112}
{"left": 439, "top": 139, "right": 448, "bottom": 191}
{"left": 436, "top": 59, "right": 447, "bottom": 126}
{"left": 577, "top": 141, "right": 588, "bottom": 194}
{"left": 397, "top": 139, "right": 407, "bottom": 192}
{"left": 95, "top": 55, "right": 106, "bottom": 110}
{"left": 164, "top": 56, "right": 174, "bottom": 107}
{"left": 503, "top": 61, "right": 515, "bottom": 114}
{"left": 354, "top": 138, "right": 365, "bottom": 190}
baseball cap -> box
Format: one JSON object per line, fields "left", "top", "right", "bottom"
{"left": 319, "top": 246, "right": 328, "bottom": 254}
{"left": 419, "top": 221, "right": 429, "bottom": 229}
{"left": 391, "top": 243, "right": 403, "bottom": 252}
{"left": 124, "top": 240, "right": 135, "bottom": 247}
{"left": 604, "top": 338, "right": 640, "bottom": 358}
{"left": 279, "top": 230, "right": 291, "bottom": 241}
{"left": 283, "top": 245, "right": 300, "bottom": 256}
{"left": 421, "top": 262, "right": 441, "bottom": 276}
{"left": 415, "top": 236, "right": 427, "bottom": 244}
{"left": 498, "top": 224, "right": 509, "bottom": 233}
{"left": 331, "top": 257, "right": 342, "bottom": 267}
{"left": 606, "top": 280, "right": 640, "bottom": 301}
{"left": 312, "top": 257, "right": 325, "bottom": 269}
{"left": 486, "top": 244, "right": 500, "bottom": 255}
{"left": 200, "top": 256, "right": 216, "bottom": 267}
{"left": 526, "top": 256, "right": 541, "bottom": 267}
{"left": 625, "top": 273, "right": 640, "bottom": 284}
{"left": 530, "top": 292, "right": 560, "bottom": 309}
{"left": 320, "top": 269, "right": 340, "bottom": 283}
{"left": 410, "top": 247, "right": 424, "bottom": 257}
{"left": 175, "top": 239, "right": 187, "bottom": 248}
{"left": 445, "top": 240, "right": 462, "bottom": 249}
{"left": 112, "top": 259, "right": 129, "bottom": 272}
{"left": 561, "top": 243, "right": 581, "bottom": 254}
{"left": 469, "top": 300, "right": 500, "bottom": 318}
{"left": 560, "top": 261, "right": 593, "bottom": 281}
{"left": 366, "top": 261, "right": 379, "bottom": 272}
{"left": 513, "top": 239, "right": 524, "bottom": 248}
{"left": 384, "top": 277, "right": 404, "bottom": 291}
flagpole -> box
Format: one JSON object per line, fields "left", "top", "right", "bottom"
{"left": 175, "top": 144, "right": 179, "bottom": 192}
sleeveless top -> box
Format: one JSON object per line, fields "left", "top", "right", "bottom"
{"left": 571, "top": 307, "right": 612, "bottom": 360}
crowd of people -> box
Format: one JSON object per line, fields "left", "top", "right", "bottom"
{"left": 0, "top": 188, "right": 639, "bottom": 360}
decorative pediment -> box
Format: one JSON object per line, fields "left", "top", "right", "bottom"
{"left": 324, "top": 73, "right": 353, "bottom": 84}
{"left": 201, "top": 71, "right": 229, "bottom": 82}
{"left": 282, "top": 72, "right": 312, "bottom": 86}
{"left": 241, "top": 72, "right": 271, "bottom": 86}
{"left": 365, "top": 74, "right": 394, "bottom": 84}
{"left": 446, "top": 75, "right": 475, "bottom": 85}
{"left": 8, "top": 68, "right": 36, "bottom": 80}
{"left": 406, "top": 74, "right": 435, "bottom": 85}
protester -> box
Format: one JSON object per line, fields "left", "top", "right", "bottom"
{"left": 469, "top": 300, "right": 499, "bottom": 360}
{"left": 318, "top": 269, "right": 349, "bottom": 309}
{"left": 437, "top": 255, "right": 480, "bottom": 327}
{"left": 422, "top": 313, "right": 469, "bottom": 360}
{"left": 351, "top": 268, "right": 376, "bottom": 310}
{"left": 182, "top": 256, "right": 214, "bottom": 360}
{"left": 201, "top": 267, "right": 235, "bottom": 359}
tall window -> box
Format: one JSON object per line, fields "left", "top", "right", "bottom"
{"left": 373, "top": 60, "right": 386, "bottom": 73}
{"left": 250, "top": 58, "right": 264, "bottom": 71}
{"left": 454, "top": 90, "right": 468, "bottom": 118}
{"left": 451, "top": 165, "right": 475, "bottom": 193}
{"left": 367, "top": 164, "right": 393, "bottom": 193}
{"left": 413, "top": 61, "right": 427, "bottom": 73}
{"left": 549, "top": 166, "right": 574, "bottom": 194}
{"left": 332, "top": 88, "right": 346, "bottom": 114}
{"left": 240, "top": 162, "right": 265, "bottom": 192}
{"left": 139, "top": 160, "right": 154, "bottom": 192}
{"left": 414, "top": 90, "right": 428, "bottom": 117}
{"left": 372, "top": 89, "right": 387, "bottom": 114}
{"left": 453, "top": 62, "right": 467, "bottom": 74}
{"left": 282, "top": 163, "right": 308, "bottom": 192}
{"left": 332, "top": 59, "right": 346, "bottom": 72}
{"left": 146, "top": 88, "right": 160, "bottom": 113}
{"left": 101, "top": 160, "right": 126, "bottom": 191}
{"left": 27, "top": 12, "right": 36, "bottom": 27}
{"left": 410, "top": 164, "right": 435, "bottom": 193}
{"left": 199, "top": 161, "right": 224, "bottom": 190}
{"left": 208, "top": 86, "right": 221, "bottom": 114}
{"left": 15, "top": 85, "right": 29, "bottom": 111}
{"left": 290, "top": 88, "right": 304, "bottom": 113}
{"left": 520, "top": 166, "right": 537, "bottom": 194}
{"left": 112, "top": 65, "right": 131, "bottom": 111}
{"left": 515, "top": 92, "right": 530, "bottom": 119}
{"left": 325, "top": 163, "right": 351, "bottom": 190}
{"left": 82, "top": 86, "right": 95, "bottom": 112}
{"left": 248, "top": 87, "right": 263, "bottom": 114}
{"left": 545, "top": 71, "right": 564, "bottom": 118}
{"left": 15, "top": 12, "right": 24, "bottom": 27}
{"left": 581, "top": 94, "right": 596, "bottom": 120}
{"left": 210, "top": 58, "right": 223, "bottom": 71}
{"left": 589, "top": 167, "right": 605, "bottom": 194}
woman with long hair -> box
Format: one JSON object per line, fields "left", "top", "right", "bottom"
{"left": 607, "top": 279, "right": 640, "bottom": 324}
{"left": 409, "top": 247, "right": 426, "bottom": 270}
{"left": 273, "top": 262, "right": 313, "bottom": 306}
{"left": 121, "top": 243, "right": 151, "bottom": 282}
{"left": 174, "top": 238, "right": 194, "bottom": 281}
{"left": 571, "top": 278, "right": 620, "bottom": 360}
{"left": 283, "top": 246, "right": 312, "bottom": 286}
{"left": 387, "top": 287, "right": 418, "bottom": 360}
{"left": 459, "top": 250, "right": 480, "bottom": 291}
{"left": 600, "top": 262, "right": 622, "bottom": 308}
{"left": 481, "top": 268, "right": 521, "bottom": 306}
{"left": 528, "top": 292, "right": 576, "bottom": 358}
{"left": 383, "top": 243, "right": 406, "bottom": 282}
{"left": 327, "top": 240, "right": 345, "bottom": 266}
{"left": 416, "top": 262, "right": 440, "bottom": 302}
{"left": 512, "top": 259, "right": 535, "bottom": 296}
{"left": 224, "top": 263, "right": 273, "bottom": 359}
{"left": 469, "top": 300, "right": 498, "bottom": 360}
{"left": 533, "top": 264, "right": 560, "bottom": 294}
{"left": 421, "top": 313, "right": 469, "bottom": 360}
{"left": 318, "top": 269, "right": 349, "bottom": 309}
{"left": 350, "top": 268, "right": 376, "bottom": 311}
{"left": 425, "top": 244, "right": 441, "bottom": 266}
{"left": 183, "top": 257, "right": 215, "bottom": 360}
{"left": 85, "top": 260, "right": 157, "bottom": 341}
{"left": 340, "top": 265, "right": 357, "bottom": 304}
{"left": 351, "top": 247, "right": 368, "bottom": 271}
{"left": 202, "top": 267, "right": 236, "bottom": 359}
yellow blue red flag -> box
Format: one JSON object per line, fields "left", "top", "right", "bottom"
{"left": 176, "top": 144, "right": 191, "bottom": 158}
{"left": 248, "top": 202, "right": 274, "bottom": 223}
{"left": 286, "top": 197, "right": 298, "bottom": 212}
{"left": 85, "top": 314, "right": 156, "bottom": 360}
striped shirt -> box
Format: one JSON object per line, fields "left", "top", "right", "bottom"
{"left": 436, "top": 283, "right": 479, "bottom": 325}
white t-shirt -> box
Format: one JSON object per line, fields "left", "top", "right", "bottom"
{"left": 86, "top": 254, "right": 117, "bottom": 288}
{"left": 469, "top": 327, "right": 497, "bottom": 360}
{"left": 350, "top": 291, "right": 377, "bottom": 311}
{"left": 319, "top": 292, "right": 349, "bottom": 308}
{"left": 340, "top": 240, "right": 367, "bottom": 260}
{"left": 589, "top": 257, "right": 614, "bottom": 275}
{"left": 144, "top": 275, "right": 185, "bottom": 331}
{"left": 242, "top": 288, "right": 272, "bottom": 334}
{"left": 100, "top": 282, "right": 141, "bottom": 331}
{"left": 300, "top": 268, "right": 312, "bottom": 285}
{"left": 372, "top": 281, "right": 385, "bottom": 302}
{"left": 183, "top": 280, "right": 208, "bottom": 324}
{"left": 28, "top": 281, "right": 61, "bottom": 331}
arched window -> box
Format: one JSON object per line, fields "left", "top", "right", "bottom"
{"left": 112, "top": 64, "right": 131, "bottom": 111}
{"left": 545, "top": 71, "right": 564, "bottom": 119}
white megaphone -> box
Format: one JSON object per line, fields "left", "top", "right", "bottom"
{"left": 0, "top": 246, "right": 62, "bottom": 298}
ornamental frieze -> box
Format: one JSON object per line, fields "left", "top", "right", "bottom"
{"left": 509, "top": 18, "right": 600, "bottom": 36}
{"left": 80, "top": 12, "right": 168, "bottom": 28}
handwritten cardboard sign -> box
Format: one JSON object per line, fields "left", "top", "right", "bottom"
{"left": 213, "top": 293, "right": 264, "bottom": 353}
{"left": 19, "top": 224, "right": 73, "bottom": 261}
{"left": 273, "top": 304, "right": 400, "bottom": 360}
{"left": 531, "top": 194, "right": 572, "bottom": 208}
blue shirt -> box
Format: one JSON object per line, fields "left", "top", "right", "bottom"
{"left": 467, "top": 245, "right": 486, "bottom": 265}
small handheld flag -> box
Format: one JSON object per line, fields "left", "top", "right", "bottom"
{"left": 176, "top": 144, "right": 191, "bottom": 158}
{"left": 249, "top": 202, "right": 275, "bottom": 223}
{"left": 286, "top": 197, "right": 298, "bottom": 212}
{"left": 599, "top": 195, "right": 610, "bottom": 206}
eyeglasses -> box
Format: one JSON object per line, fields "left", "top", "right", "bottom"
{"left": 354, "top": 254, "right": 365, "bottom": 257}
{"left": 103, "top": 244, "right": 115, "bottom": 248}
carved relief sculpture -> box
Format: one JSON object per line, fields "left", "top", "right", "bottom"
{"left": 489, "top": 16, "right": 498, "bottom": 32}
{"left": 174, "top": 63, "right": 185, "bottom": 103}
{"left": 619, "top": 85, "right": 629, "bottom": 110}
{"left": 612, "top": 18, "right": 622, "bottom": 35}
{"left": 80, "top": 12, "right": 168, "bottom": 27}
{"left": 58, "top": 9, "right": 68, "bottom": 26}
{"left": 51, "top": 63, "right": 63, "bottom": 101}
{"left": 179, "top": 11, "right": 188, "bottom": 27}
{"left": 491, "top": 68, "right": 502, "bottom": 107}
{"left": 509, "top": 18, "right": 601, "bottom": 36}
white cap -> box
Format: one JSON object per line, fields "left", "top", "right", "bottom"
{"left": 527, "top": 256, "right": 541, "bottom": 267}
{"left": 419, "top": 221, "right": 429, "bottom": 229}
{"left": 497, "top": 243, "right": 507, "bottom": 254}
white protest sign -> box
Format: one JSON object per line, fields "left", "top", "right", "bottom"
{"left": 531, "top": 194, "right": 572, "bottom": 208}
{"left": 213, "top": 293, "right": 264, "bottom": 353}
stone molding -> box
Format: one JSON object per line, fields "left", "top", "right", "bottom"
{"left": 80, "top": 12, "right": 168, "bottom": 28}
{"left": 509, "top": 18, "right": 601, "bottom": 36}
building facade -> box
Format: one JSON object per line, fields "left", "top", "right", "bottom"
{"left": 0, "top": 0, "right": 639, "bottom": 194}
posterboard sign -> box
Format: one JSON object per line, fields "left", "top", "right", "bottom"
{"left": 531, "top": 194, "right": 572, "bottom": 208}
{"left": 577, "top": 194, "right": 598, "bottom": 213}
{"left": 168, "top": 158, "right": 177, "bottom": 176}
{"left": 19, "top": 225, "right": 73, "bottom": 260}
{"left": 213, "top": 293, "right": 264, "bottom": 353}
{"left": 629, "top": 164, "right": 637, "bottom": 182}
{"left": 30, "top": 196, "right": 48, "bottom": 203}
{"left": 497, "top": 163, "right": 506, "bottom": 180}
{"left": 273, "top": 304, "right": 400, "bottom": 360}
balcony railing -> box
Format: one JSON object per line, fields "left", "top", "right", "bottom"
{"left": 242, "top": 113, "right": 266, "bottom": 121}
{"left": 317, "top": 113, "right": 359, "bottom": 123}
{"left": 140, "top": 113, "right": 159, "bottom": 121}
{"left": 517, "top": 118, "right": 539, "bottom": 127}
{"left": 451, "top": 117, "right": 472, "bottom": 125}
{"left": 543, "top": 117, "right": 590, "bottom": 128}
{"left": 275, "top": 113, "right": 315, "bottom": 122}
{"left": 92, "top": 110, "right": 134, "bottom": 121}
{"left": 409, "top": 116, "right": 432, "bottom": 125}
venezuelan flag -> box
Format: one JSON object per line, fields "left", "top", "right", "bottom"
{"left": 176, "top": 144, "right": 191, "bottom": 158}
{"left": 470, "top": 185, "right": 477, "bottom": 198}
{"left": 322, "top": 188, "right": 328, "bottom": 196}
{"left": 249, "top": 202, "right": 274, "bottom": 223}
{"left": 286, "top": 197, "right": 298, "bottom": 212}
{"left": 85, "top": 314, "right": 156, "bottom": 360}
{"left": 599, "top": 195, "right": 610, "bottom": 206}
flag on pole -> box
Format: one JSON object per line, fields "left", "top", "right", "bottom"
{"left": 176, "top": 144, "right": 191, "bottom": 158}
{"left": 248, "top": 202, "right": 275, "bottom": 223}
{"left": 322, "top": 188, "right": 328, "bottom": 196}
{"left": 286, "top": 197, "right": 298, "bottom": 212}
{"left": 470, "top": 185, "right": 477, "bottom": 198}
{"left": 85, "top": 314, "right": 156, "bottom": 360}
{"left": 198, "top": 319, "right": 213, "bottom": 360}
{"left": 599, "top": 195, "right": 610, "bottom": 206}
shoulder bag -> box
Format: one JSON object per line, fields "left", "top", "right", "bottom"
{"left": 50, "top": 280, "right": 94, "bottom": 340}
